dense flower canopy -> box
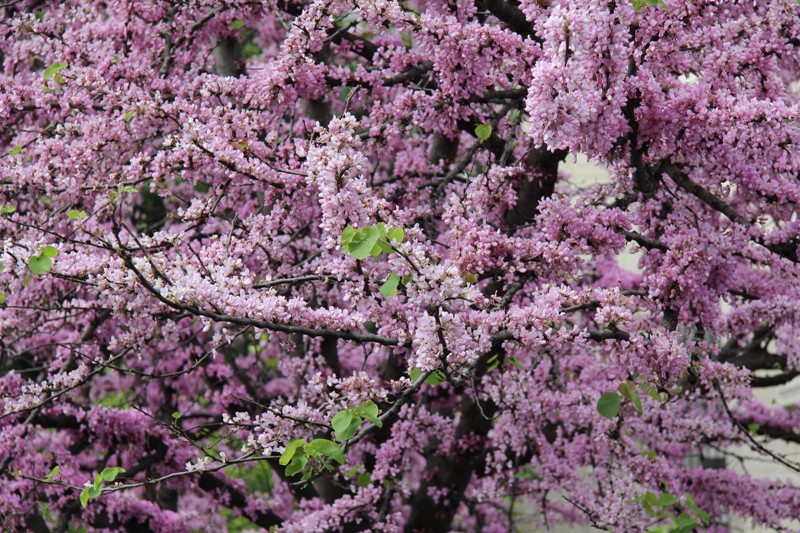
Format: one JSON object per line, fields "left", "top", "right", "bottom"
{"left": 2, "top": 0, "right": 800, "bottom": 531}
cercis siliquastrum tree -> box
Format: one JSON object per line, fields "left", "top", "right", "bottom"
{"left": 2, "top": 0, "right": 800, "bottom": 531}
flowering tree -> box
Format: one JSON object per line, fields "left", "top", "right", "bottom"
{"left": 2, "top": 0, "right": 800, "bottom": 531}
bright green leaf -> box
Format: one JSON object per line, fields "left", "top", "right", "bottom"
{"left": 0, "top": 205, "right": 16, "bottom": 214}
{"left": 332, "top": 410, "right": 354, "bottom": 435}
{"left": 306, "top": 438, "right": 346, "bottom": 464}
{"left": 43, "top": 61, "right": 68, "bottom": 80}
{"left": 508, "top": 356, "right": 524, "bottom": 370}
{"left": 370, "top": 242, "right": 386, "bottom": 256}
{"left": 79, "top": 488, "right": 90, "bottom": 507}
{"left": 387, "top": 227, "right": 404, "bottom": 244}
{"left": 123, "top": 111, "right": 134, "bottom": 122}
{"left": 0, "top": 292, "right": 4, "bottom": 305}
{"left": 9, "top": 146, "right": 22, "bottom": 156}
{"left": 231, "top": 18, "right": 245, "bottom": 30}
{"left": 28, "top": 255, "right": 52, "bottom": 275}
{"left": 356, "top": 400, "right": 382, "bottom": 428}
{"left": 80, "top": 484, "right": 102, "bottom": 507}
{"left": 45, "top": 465, "right": 59, "bottom": 481}
{"left": 425, "top": 370, "right": 446, "bottom": 385}
{"left": 99, "top": 467, "right": 125, "bottom": 483}
{"left": 341, "top": 226, "right": 357, "bottom": 251}
{"left": 348, "top": 226, "right": 380, "bottom": 260}
{"left": 632, "top": 0, "right": 666, "bottom": 11}
{"left": 410, "top": 368, "right": 446, "bottom": 385}
{"left": 380, "top": 272, "right": 400, "bottom": 297}
{"left": 67, "top": 210, "right": 86, "bottom": 219}
{"left": 41, "top": 245, "right": 58, "bottom": 258}
{"left": 285, "top": 453, "right": 307, "bottom": 477}
{"left": 332, "top": 409, "right": 361, "bottom": 442}
{"left": 618, "top": 382, "right": 643, "bottom": 414}
{"left": 597, "top": 392, "right": 621, "bottom": 419}
{"left": 171, "top": 411, "right": 181, "bottom": 420}
{"left": 279, "top": 439, "right": 306, "bottom": 466}
{"left": 475, "top": 123, "right": 492, "bottom": 143}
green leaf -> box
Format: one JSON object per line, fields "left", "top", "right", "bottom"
{"left": 380, "top": 272, "right": 400, "bottom": 297}
{"left": 99, "top": 467, "right": 125, "bottom": 483}
{"left": 332, "top": 409, "right": 353, "bottom": 434}
{"left": 171, "top": 411, "right": 181, "bottom": 420}
{"left": 0, "top": 292, "right": 4, "bottom": 305}
{"left": 43, "top": 61, "right": 68, "bottom": 80}
{"left": 683, "top": 494, "right": 709, "bottom": 525}
{"left": 339, "top": 418, "right": 362, "bottom": 442}
{"left": 348, "top": 226, "right": 380, "bottom": 260}
{"left": 28, "top": 255, "right": 52, "bottom": 275}
{"left": 67, "top": 210, "right": 86, "bottom": 219}
{"left": 45, "top": 465, "right": 59, "bottom": 481}
{"left": 9, "top": 146, "right": 22, "bottom": 156}
{"left": 597, "top": 392, "right": 621, "bottom": 418}
{"left": 284, "top": 453, "right": 307, "bottom": 476}
{"left": 40, "top": 245, "right": 58, "bottom": 258}
{"left": 656, "top": 492, "right": 677, "bottom": 507}
{"left": 80, "top": 484, "right": 102, "bottom": 507}
{"left": 231, "top": 18, "right": 244, "bottom": 30}
{"left": 79, "top": 488, "right": 90, "bottom": 507}
{"left": 618, "top": 382, "right": 643, "bottom": 414}
{"left": 632, "top": 0, "right": 666, "bottom": 11}
{"left": 356, "top": 400, "right": 382, "bottom": 428}
{"left": 306, "top": 439, "right": 345, "bottom": 464}
{"left": 370, "top": 242, "right": 386, "bottom": 256}
{"left": 640, "top": 381, "right": 660, "bottom": 401}
{"left": 364, "top": 321, "right": 378, "bottom": 334}
{"left": 357, "top": 473, "right": 371, "bottom": 487}
{"left": 671, "top": 512, "right": 698, "bottom": 530}
{"left": 123, "top": 111, "right": 134, "bottom": 122}
{"left": 425, "top": 370, "right": 446, "bottom": 385}
{"left": 279, "top": 439, "right": 306, "bottom": 466}
{"left": 387, "top": 227, "right": 404, "bottom": 244}
{"left": 332, "top": 410, "right": 361, "bottom": 442}
{"left": 0, "top": 205, "right": 16, "bottom": 214}
{"left": 341, "top": 226, "right": 357, "bottom": 251}
{"left": 410, "top": 368, "right": 446, "bottom": 385}
{"left": 747, "top": 422, "right": 760, "bottom": 434}
{"left": 475, "top": 123, "right": 492, "bottom": 143}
